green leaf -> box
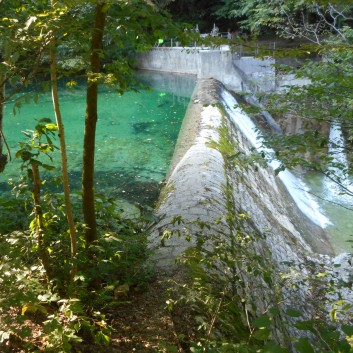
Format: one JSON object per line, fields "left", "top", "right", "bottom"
{"left": 286, "top": 308, "right": 302, "bottom": 318}
{"left": 253, "top": 328, "right": 271, "bottom": 340}
{"left": 253, "top": 314, "right": 272, "bottom": 328}
{"left": 269, "top": 307, "right": 279, "bottom": 316}
{"left": 261, "top": 341, "right": 289, "bottom": 353}
{"left": 330, "top": 308, "right": 337, "bottom": 321}
{"left": 294, "top": 338, "right": 314, "bottom": 353}
{"left": 342, "top": 324, "right": 353, "bottom": 337}
{"left": 43, "top": 318, "right": 61, "bottom": 334}
{"left": 41, "top": 164, "right": 56, "bottom": 171}
{"left": 45, "top": 123, "right": 58, "bottom": 131}
{"left": 316, "top": 272, "right": 328, "bottom": 278}
{"left": 294, "top": 320, "right": 316, "bottom": 333}
{"left": 15, "top": 150, "right": 23, "bottom": 159}
{"left": 94, "top": 331, "right": 110, "bottom": 345}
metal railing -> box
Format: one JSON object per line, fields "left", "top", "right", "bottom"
{"left": 153, "top": 39, "right": 278, "bottom": 58}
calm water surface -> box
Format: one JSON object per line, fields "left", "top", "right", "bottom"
{"left": 2, "top": 71, "right": 196, "bottom": 206}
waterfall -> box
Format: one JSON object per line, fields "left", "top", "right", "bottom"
{"left": 324, "top": 123, "right": 353, "bottom": 204}
{"left": 221, "top": 90, "right": 331, "bottom": 228}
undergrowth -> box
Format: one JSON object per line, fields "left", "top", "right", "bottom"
{"left": 0, "top": 190, "right": 154, "bottom": 352}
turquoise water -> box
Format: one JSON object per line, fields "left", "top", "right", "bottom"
{"left": 306, "top": 172, "right": 353, "bottom": 253}
{"left": 1, "top": 71, "right": 196, "bottom": 205}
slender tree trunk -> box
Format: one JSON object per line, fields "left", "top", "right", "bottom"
{"left": 49, "top": 14, "right": 77, "bottom": 279}
{"left": 31, "top": 162, "right": 53, "bottom": 281}
{"left": 0, "top": 75, "right": 8, "bottom": 172}
{"left": 82, "top": 2, "right": 106, "bottom": 245}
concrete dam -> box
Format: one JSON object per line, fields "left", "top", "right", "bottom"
{"left": 135, "top": 47, "right": 353, "bottom": 342}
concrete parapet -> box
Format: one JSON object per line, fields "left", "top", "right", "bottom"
{"left": 136, "top": 47, "right": 276, "bottom": 91}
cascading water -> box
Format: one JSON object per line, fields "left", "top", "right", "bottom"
{"left": 221, "top": 90, "right": 331, "bottom": 228}
{"left": 303, "top": 123, "right": 353, "bottom": 253}
{"left": 323, "top": 123, "right": 353, "bottom": 204}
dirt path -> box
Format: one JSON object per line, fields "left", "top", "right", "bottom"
{"left": 108, "top": 276, "right": 183, "bottom": 353}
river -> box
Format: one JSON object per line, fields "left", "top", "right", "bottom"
{"left": 1, "top": 71, "right": 196, "bottom": 206}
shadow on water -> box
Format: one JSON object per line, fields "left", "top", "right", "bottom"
{"left": 70, "top": 170, "right": 162, "bottom": 206}
{"left": 0, "top": 168, "right": 162, "bottom": 208}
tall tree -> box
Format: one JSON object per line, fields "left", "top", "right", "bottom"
{"left": 82, "top": 1, "right": 107, "bottom": 245}
{"left": 0, "top": 69, "right": 7, "bottom": 172}
{"left": 81, "top": 0, "right": 179, "bottom": 245}
{"left": 49, "top": 0, "right": 77, "bottom": 278}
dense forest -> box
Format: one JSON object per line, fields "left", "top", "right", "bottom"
{"left": 1, "top": 0, "right": 353, "bottom": 352}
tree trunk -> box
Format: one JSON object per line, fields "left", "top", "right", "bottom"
{"left": 0, "top": 76, "right": 8, "bottom": 172}
{"left": 31, "top": 162, "right": 53, "bottom": 281}
{"left": 49, "top": 15, "right": 77, "bottom": 279}
{"left": 82, "top": 2, "right": 106, "bottom": 245}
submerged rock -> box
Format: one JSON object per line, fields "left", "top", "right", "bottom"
{"left": 131, "top": 121, "right": 155, "bottom": 134}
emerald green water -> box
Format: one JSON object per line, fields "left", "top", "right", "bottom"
{"left": 1, "top": 71, "right": 196, "bottom": 206}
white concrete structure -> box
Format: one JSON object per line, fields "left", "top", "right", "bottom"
{"left": 135, "top": 47, "right": 275, "bottom": 92}
{"left": 149, "top": 78, "right": 353, "bottom": 343}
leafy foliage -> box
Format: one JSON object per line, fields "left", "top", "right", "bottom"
{"left": 216, "top": 0, "right": 353, "bottom": 38}
{"left": 0, "top": 112, "right": 155, "bottom": 351}
{"left": 0, "top": 190, "right": 153, "bottom": 351}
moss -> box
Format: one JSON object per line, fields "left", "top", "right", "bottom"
{"left": 155, "top": 182, "right": 175, "bottom": 210}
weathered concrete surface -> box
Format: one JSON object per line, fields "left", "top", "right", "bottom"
{"left": 150, "top": 78, "right": 332, "bottom": 266}
{"left": 135, "top": 48, "right": 275, "bottom": 92}
{"left": 149, "top": 78, "right": 353, "bottom": 342}
{"left": 277, "top": 73, "right": 311, "bottom": 91}
{"left": 149, "top": 79, "right": 227, "bottom": 266}
{"left": 234, "top": 56, "right": 276, "bottom": 91}
{"left": 136, "top": 48, "right": 199, "bottom": 75}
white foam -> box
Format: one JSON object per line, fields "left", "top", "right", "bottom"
{"left": 323, "top": 123, "right": 353, "bottom": 203}
{"left": 221, "top": 90, "right": 331, "bottom": 228}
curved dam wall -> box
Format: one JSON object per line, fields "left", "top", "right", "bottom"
{"left": 149, "top": 78, "right": 353, "bottom": 341}
{"left": 150, "top": 78, "right": 332, "bottom": 264}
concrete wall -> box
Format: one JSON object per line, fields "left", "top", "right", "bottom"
{"left": 234, "top": 56, "right": 276, "bottom": 91}
{"left": 135, "top": 48, "right": 276, "bottom": 92}
{"left": 150, "top": 79, "right": 329, "bottom": 267}
{"left": 136, "top": 70, "right": 196, "bottom": 98}
{"left": 276, "top": 73, "right": 311, "bottom": 91}
{"left": 149, "top": 78, "right": 353, "bottom": 343}
{"left": 135, "top": 48, "right": 199, "bottom": 75}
